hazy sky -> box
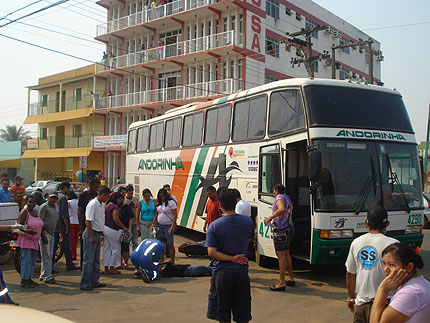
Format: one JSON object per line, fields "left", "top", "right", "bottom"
{"left": 1, "top": 0, "right": 429, "bottom": 140}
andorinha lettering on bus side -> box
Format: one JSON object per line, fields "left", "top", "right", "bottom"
{"left": 336, "top": 129, "right": 407, "bottom": 141}
{"left": 138, "top": 156, "right": 184, "bottom": 171}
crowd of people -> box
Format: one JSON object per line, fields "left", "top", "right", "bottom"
{"left": 1, "top": 174, "right": 429, "bottom": 322}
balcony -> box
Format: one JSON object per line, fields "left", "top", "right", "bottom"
{"left": 96, "top": 0, "right": 223, "bottom": 37}
{"left": 96, "top": 79, "right": 239, "bottom": 111}
{"left": 95, "top": 30, "right": 243, "bottom": 74}
{"left": 28, "top": 93, "right": 95, "bottom": 116}
{"left": 27, "top": 134, "right": 97, "bottom": 150}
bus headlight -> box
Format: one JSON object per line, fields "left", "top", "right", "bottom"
{"left": 405, "top": 225, "right": 422, "bottom": 234}
{"left": 320, "top": 229, "right": 354, "bottom": 239}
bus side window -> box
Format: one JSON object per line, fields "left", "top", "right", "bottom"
{"left": 149, "top": 122, "right": 164, "bottom": 151}
{"left": 183, "top": 112, "right": 203, "bottom": 147}
{"left": 205, "top": 103, "right": 231, "bottom": 144}
{"left": 233, "top": 95, "right": 266, "bottom": 141}
{"left": 127, "top": 129, "right": 137, "bottom": 153}
{"left": 136, "top": 126, "right": 149, "bottom": 152}
{"left": 269, "top": 90, "right": 304, "bottom": 136}
{"left": 165, "top": 117, "right": 181, "bottom": 149}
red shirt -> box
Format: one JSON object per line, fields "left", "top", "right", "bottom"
{"left": 205, "top": 197, "right": 220, "bottom": 227}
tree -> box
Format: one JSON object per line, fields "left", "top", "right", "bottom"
{"left": 0, "top": 125, "right": 32, "bottom": 142}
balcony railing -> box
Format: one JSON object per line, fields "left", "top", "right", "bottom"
{"left": 96, "top": 79, "right": 237, "bottom": 110}
{"left": 27, "top": 134, "right": 100, "bottom": 150}
{"left": 96, "top": 31, "right": 243, "bottom": 73}
{"left": 97, "top": 0, "right": 219, "bottom": 36}
{"left": 28, "top": 93, "right": 95, "bottom": 116}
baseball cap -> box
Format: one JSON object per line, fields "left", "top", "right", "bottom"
{"left": 14, "top": 175, "right": 23, "bottom": 181}
{"left": 49, "top": 191, "right": 59, "bottom": 198}
{"left": 367, "top": 205, "right": 388, "bottom": 223}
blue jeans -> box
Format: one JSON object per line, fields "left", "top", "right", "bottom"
{"left": 80, "top": 230, "right": 102, "bottom": 289}
{"left": 53, "top": 230, "right": 75, "bottom": 269}
{"left": 131, "top": 223, "right": 138, "bottom": 251}
{"left": 21, "top": 248, "right": 37, "bottom": 280}
{"left": 185, "top": 265, "right": 213, "bottom": 277}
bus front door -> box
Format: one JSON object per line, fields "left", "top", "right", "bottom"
{"left": 256, "top": 143, "right": 283, "bottom": 264}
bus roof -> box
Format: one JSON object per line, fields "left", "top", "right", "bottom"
{"left": 129, "top": 78, "right": 401, "bottom": 130}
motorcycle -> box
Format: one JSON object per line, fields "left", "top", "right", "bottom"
{"left": 0, "top": 231, "right": 17, "bottom": 265}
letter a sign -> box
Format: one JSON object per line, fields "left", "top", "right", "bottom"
{"left": 79, "top": 156, "right": 87, "bottom": 169}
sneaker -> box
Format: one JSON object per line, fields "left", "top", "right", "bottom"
{"left": 140, "top": 269, "right": 151, "bottom": 283}
{"left": 20, "top": 280, "right": 35, "bottom": 288}
{"left": 39, "top": 276, "right": 44, "bottom": 281}
{"left": 20, "top": 280, "right": 26, "bottom": 288}
{"left": 44, "top": 278, "right": 56, "bottom": 284}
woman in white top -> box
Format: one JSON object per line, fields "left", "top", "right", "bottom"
{"left": 153, "top": 188, "right": 177, "bottom": 263}
{"left": 68, "top": 192, "right": 79, "bottom": 260}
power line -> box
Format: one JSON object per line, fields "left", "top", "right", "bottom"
{"left": 0, "top": 0, "right": 71, "bottom": 28}
{"left": 42, "top": 0, "right": 105, "bottom": 23}
{"left": 363, "top": 21, "right": 430, "bottom": 31}
{"left": 0, "top": 0, "right": 44, "bottom": 21}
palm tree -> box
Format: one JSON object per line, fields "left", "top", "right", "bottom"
{"left": 0, "top": 125, "right": 32, "bottom": 142}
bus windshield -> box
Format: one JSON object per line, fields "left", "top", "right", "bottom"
{"left": 305, "top": 85, "right": 414, "bottom": 133}
{"left": 313, "top": 140, "right": 422, "bottom": 212}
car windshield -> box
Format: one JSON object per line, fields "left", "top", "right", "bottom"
{"left": 313, "top": 140, "right": 422, "bottom": 212}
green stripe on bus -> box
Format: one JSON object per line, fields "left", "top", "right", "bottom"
{"left": 180, "top": 147, "right": 209, "bottom": 226}
{"left": 217, "top": 95, "right": 229, "bottom": 104}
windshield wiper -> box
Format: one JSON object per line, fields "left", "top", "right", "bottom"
{"left": 386, "top": 155, "right": 410, "bottom": 213}
{"left": 354, "top": 158, "right": 377, "bottom": 215}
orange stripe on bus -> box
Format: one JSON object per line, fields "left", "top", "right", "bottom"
{"left": 191, "top": 213, "right": 198, "bottom": 230}
{"left": 171, "top": 148, "right": 196, "bottom": 210}
{"left": 211, "top": 146, "right": 218, "bottom": 159}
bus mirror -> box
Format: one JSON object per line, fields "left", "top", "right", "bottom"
{"left": 309, "top": 151, "right": 322, "bottom": 182}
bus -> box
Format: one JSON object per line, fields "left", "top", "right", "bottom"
{"left": 126, "top": 78, "right": 424, "bottom": 265}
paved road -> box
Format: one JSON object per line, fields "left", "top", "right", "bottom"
{"left": 2, "top": 229, "right": 429, "bottom": 322}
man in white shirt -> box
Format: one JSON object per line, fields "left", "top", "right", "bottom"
{"left": 345, "top": 205, "right": 398, "bottom": 323}
{"left": 80, "top": 186, "right": 111, "bottom": 291}
{"left": 232, "top": 188, "right": 252, "bottom": 217}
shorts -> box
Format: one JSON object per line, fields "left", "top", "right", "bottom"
{"left": 157, "top": 224, "right": 174, "bottom": 245}
{"left": 121, "top": 242, "right": 129, "bottom": 253}
{"left": 207, "top": 268, "right": 251, "bottom": 323}
{"left": 353, "top": 302, "right": 373, "bottom": 323}
{"left": 273, "top": 226, "right": 294, "bottom": 251}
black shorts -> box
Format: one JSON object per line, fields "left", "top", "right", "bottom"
{"left": 121, "top": 242, "right": 130, "bottom": 253}
{"left": 207, "top": 268, "right": 251, "bottom": 323}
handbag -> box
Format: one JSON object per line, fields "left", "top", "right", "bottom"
{"left": 120, "top": 231, "right": 130, "bottom": 244}
{"left": 273, "top": 226, "right": 290, "bottom": 242}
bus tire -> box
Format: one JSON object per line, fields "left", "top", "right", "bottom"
{"left": 424, "top": 215, "right": 429, "bottom": 229}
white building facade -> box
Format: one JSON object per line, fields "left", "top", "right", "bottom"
{"left": 95, "top": 0, "right": 382, "bottom": 186}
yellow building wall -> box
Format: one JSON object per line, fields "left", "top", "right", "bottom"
{"left": 37, "top": 152, "right": 103, "bottom": 182}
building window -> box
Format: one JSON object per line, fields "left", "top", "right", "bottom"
{"left": 40, "top": 128, "right": 48, "bottom": 140}
{"left": 265, "top": 75, "right": 279, "bottom": 84}
{"left": 73, "top": 124, "right": 82, "bottom": 138}
{"left": 296, "top": 12, "right": 301, "bottom": 21}
{"left": 340, "top": 38, "right": 350, "bottom": 54}
{"left": 266, "top": 0, "right": 279, "bottom": 19}
{"left": 313, "top": 61, "right": 319, "bottom": 73}
{"left": 266, "top": 36, "right": 279, "bottom": 58}
{"left": 41, "top": 94, "right": 48, "bottom": 107}
{"left": 365, "top": 52, "right": 369, "bottom": 64}
{"left": 73, "top": 88, "right": 83, "bottom": 102}
{"left": 285, "top": 7, "right": 292, "bottom": 16}
{"left": 339, "top": 69, "right": 350, "bottom": 80}
{"left": 305, "top": 18, "right": 318, "bottom": 38}
{"left": 285, "top": 44, "right": 291, "bottom": 52}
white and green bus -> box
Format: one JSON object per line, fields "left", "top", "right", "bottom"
{"left": 126, "top": 78, "right": 424, "bottom": 265}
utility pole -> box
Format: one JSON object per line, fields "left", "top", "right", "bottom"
{"left": 287, "top": 25, "right": 330, "bottom": 78}
{"left": 423, "top": 103, "right": 430, "bottom": 191}
{"left": 330, "top": 38, "right": 374, "bottom": 81}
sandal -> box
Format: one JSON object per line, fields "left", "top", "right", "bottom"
{"left": 270, "top": 285, "right": 286, "bottom": 291}
{"left": 285, "top": 280, "right": 296, "bottom": 287}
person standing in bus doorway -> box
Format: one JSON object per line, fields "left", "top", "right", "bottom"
{"left": 203, "top": 186, "right": 220, "bottom": 233}
{"left": 206, "top": 188, "right": 254, "bottom": 323}
{"left": 345, "top": 205, "right": 398, "bottom": 323}
{"left": 263, "top": 184, "right": 295, "bottom": 291}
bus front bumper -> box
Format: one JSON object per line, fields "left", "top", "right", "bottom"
{"left": 310, "top": 230, "right": 424, "bottom": 265}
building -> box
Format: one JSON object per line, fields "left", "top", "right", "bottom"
{"left": 93, "top": 0, "right": 382, "bottom": 181}
{"left": 0, "top": 141, "right": 34, "bottom": 185}
{"left": 23, "top": 65, "right": 108, "bottom": 183}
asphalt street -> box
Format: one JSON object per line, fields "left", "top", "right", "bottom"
{"left": 1, "top": 229, "right": 429, "bottom": 322}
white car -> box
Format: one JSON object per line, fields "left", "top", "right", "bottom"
{"left": 25, "top": 181, "right": 50, "bottom": 195}
{"left": 423, "top": 194, "right": 430, "bottom": 229}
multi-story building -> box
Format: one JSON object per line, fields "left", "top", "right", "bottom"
{"left": 23, "top": 65, "right": 108, "bottom": 183}
{"left": 94, "top": 0, "right": 382, "bottom": 181}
